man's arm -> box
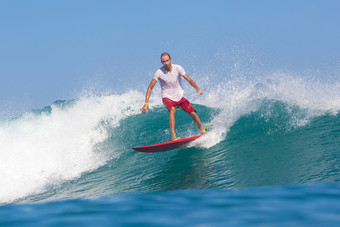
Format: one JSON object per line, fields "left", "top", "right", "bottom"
{"left": 183, "top": 74, "right": 204, "bottom": 95}
{"left": 141, "top": 79, "right": 157, "bottom": 113}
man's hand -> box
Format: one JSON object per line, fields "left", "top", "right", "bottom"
{"left": 196, "top": 88, "right": 204, "bottom": 95}
{"left": 141, "top": 103, "right": 149, "bottom": 114}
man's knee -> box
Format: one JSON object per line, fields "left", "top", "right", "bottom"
{"left": 189, "top": 112, "right": 197, "bottom": 118}
{"left": 170, "top": 106, "right": 176, "bottom": 114}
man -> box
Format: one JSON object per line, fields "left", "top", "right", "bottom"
{"left": 141, "top": 52, "right": 205, "bottom": 140}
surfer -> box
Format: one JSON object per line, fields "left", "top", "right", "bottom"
{"left": 141, "top": 52, "right": 205, "bottom": 140}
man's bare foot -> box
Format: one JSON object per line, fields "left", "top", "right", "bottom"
{"left": 171, "top": 137, "right": 181, "bottom": 141}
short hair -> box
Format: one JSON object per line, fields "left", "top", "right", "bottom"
{"left": 160, "top": 52, "right": 171, "bottom": 59}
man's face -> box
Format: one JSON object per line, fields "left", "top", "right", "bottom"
{"left": 161, "top": 55, "right": 172, "bottom": 71}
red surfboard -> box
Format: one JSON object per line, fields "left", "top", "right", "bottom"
{"left": 132, "top": 134, "right": 203, "bottom": 153}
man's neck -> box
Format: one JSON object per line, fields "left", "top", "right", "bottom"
{"left": 165, "top": 65, "right": 172, "bottom": 72}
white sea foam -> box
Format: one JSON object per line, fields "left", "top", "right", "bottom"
{"left": 189, "top": 72, "right": 340, "bottom": 148}
{"left": 0, "top": 90, "right": 147, "bottom": 204}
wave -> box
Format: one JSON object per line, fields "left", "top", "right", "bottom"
{"left": 0, "top": 73, "right": 340, "bottom": 204}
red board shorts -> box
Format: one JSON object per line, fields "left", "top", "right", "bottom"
{"left": 162, "top": 97, "right": 196, "bottom": 114}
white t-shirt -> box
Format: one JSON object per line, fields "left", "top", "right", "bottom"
{"left": 153, "top": 64, "right": 186, "bottom": 102}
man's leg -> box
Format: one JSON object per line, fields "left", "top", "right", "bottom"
{"left": 189, "top": 112, "right": 205, "bottom": 133}
{"left": 169, "top": 106, "right": 179, "bottom": 140}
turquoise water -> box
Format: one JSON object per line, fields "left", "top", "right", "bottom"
{"left": 1, "top": 183, "right": 340, "bottom": 226}
{"left": 0, "top": 74, "right": 340, "bottom": 225}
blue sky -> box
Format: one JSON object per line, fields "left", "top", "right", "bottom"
{"left": 1, "top": 0, "right": 340, "bottom": 117}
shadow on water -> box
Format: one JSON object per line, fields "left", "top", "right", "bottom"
{"left": 142, "top": 147, "right": 215, "bottom": 191}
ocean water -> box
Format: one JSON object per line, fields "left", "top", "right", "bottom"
{"left": 0, "top": 73, "right": 340, "bottom": 226}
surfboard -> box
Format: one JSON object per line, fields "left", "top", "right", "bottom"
{"left": 132, "top": 134, "right": 203, "bottom": 153}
